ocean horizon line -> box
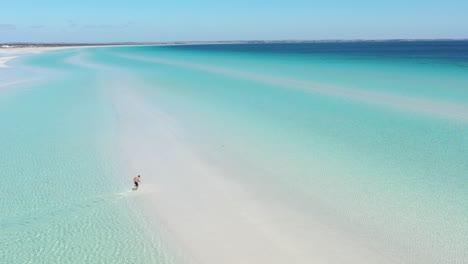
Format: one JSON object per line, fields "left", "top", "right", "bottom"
{"left": 2, "top": 38, "right": 468, "bottom": 47}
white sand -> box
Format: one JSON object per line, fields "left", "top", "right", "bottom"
{"left": 107, "top": 76, "right": 397, "bottom": 264}
{"left": 0, "top": 47, "right": 64, "bottom": 56}
{"left": 0, "top": 44, "right": 158, "bottom": 68}
{"left": 0, "top": 56, "right": 18, "bottom": 68}
{"left": 0, "top": 47, "right": 73, "bottom": 68}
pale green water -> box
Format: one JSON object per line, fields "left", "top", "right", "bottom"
{"left": 1, "top": 42, "right": 467, "bottom": 263}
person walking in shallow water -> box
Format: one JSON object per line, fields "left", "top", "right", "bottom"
{"left": 133, "top": 175, "right": 141, "bottom": 190}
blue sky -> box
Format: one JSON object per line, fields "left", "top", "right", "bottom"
{"left": 1, "top": 0, "right": 467, "bottom": 42}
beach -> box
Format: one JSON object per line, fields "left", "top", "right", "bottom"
{"left": 111, "top": 81, "right": 394, "bottom": 264}
{"left": 1, "top": 42, "right": 467, "bottom": 263}
{"left": 0, "top": 46, "right": 81, "bottom": 68}
{"left": 0, "top": 56, "right": 17, "bottom": 68}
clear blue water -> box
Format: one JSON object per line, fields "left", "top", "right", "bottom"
{"left": 1, "top": 41, "right": 467, "bottom": 263}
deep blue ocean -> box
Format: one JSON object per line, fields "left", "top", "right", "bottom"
{"left": 167, "top": 41, "right": 468, "bottom": 61}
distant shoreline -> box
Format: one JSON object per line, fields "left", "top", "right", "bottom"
{"left": 1, "top": 38, "right": 466, "bottom": 67}
{"left": 1, "top": 38, "right": 468, "bottom": 49}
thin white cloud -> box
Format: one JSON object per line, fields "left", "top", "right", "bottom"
{"left": 68, "top": 20, "right": 77, "bottom": 28}
{"left": 0, "top": 24, "right": 16, "bottom": 31}
{"left": 29, "top": 25, "right": 45, "bottom": 29}
{"left": 83, "top": 22, "right": 133, "bottom": 30}
{"left": 83, "top": 24, "right": 115, "bottom": 29}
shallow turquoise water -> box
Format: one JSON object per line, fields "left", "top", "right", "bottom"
{"left": 1, "top": 43, "right": 467, "bottom": 263}
{"left": 0, "top": 50, "right": 177, "bottom": 263}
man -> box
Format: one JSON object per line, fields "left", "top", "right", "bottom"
{"left": 133, "top": 175, "right": 141, "bottom": 190}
